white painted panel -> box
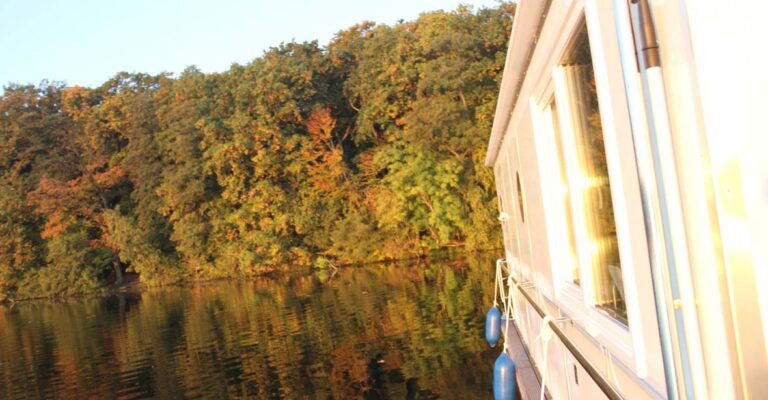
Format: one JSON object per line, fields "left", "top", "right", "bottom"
{"left": 503, "top": 130, "right": 534, "bottom": 281}
{"left": 495, "top": 156, "right": 515, "bottom": 264}
{"left": 565, "top": 349, "right": 610, "bottom": 400}
{"left": 684, "top": 1, "right": 768, "bottom": 397}
{"left": 647, "top": 0, "right": 743, "bottom": 396}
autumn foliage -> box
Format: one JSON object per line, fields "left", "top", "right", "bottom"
{"left": 0, "top": 3, "right": 513, "bottom": 300}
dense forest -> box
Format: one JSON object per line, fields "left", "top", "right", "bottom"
{"left": 0, "top": 3, "right": 513, "bottom": 301}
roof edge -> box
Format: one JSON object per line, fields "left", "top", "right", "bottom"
{"left": 484, "top": 0, "right": 550, "bottom": 167}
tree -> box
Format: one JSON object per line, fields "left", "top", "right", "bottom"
{"left": 0, "top": 3, "right": 514, "bottom": 300}
{"left": 155, "top": 67, "right": 220, "bottom": 278}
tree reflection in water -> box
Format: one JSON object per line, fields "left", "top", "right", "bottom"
{"left": 0, "top": 252, "right": 497, "bottom": 399}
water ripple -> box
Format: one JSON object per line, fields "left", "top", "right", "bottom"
{"left": 0, "top": 253, "right": 498, "bottom": 399}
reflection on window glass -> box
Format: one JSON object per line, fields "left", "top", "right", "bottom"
{"left": 549, "top": 101, "right": 580, "bottom": 286}
{"left": 559, "top": 20, "right": 626, "bottom": 323}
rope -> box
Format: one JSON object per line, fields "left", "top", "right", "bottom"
{"left": 494, "top": 258, "right": 509, "bottom": 312}
{"left": 503, "top": 278, "right": 513, "bottom": 351}
{"left": 493, "top": 257, "right": 517, "bottom": 366}
{"left": 493, "top": 259, "right": 501, "bottom": 308}
{"left": 502, "top": 268, "right": 516, "bottom": 355}
{"left": 498, "top": 264, "right": 507, "bottom": 311}
{"left": 535, "top": 315, "right": 555, "bottom": 400}
{"left": 506, "top": 273, "right": 517, "bottom": 323}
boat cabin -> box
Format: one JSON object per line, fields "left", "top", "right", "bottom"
{"left": 486, "top": 0, "right": 768, "bottom": 398}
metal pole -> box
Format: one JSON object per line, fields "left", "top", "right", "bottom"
{"left": 627, "top": 1, "right": 696, "bottom": 398}
{"left": 509, "top": 275, "right": 624, "bottom": 400}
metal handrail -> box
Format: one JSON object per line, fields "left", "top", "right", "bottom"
{"left": 508, "top": 274, "right": 624, "bottom": 400}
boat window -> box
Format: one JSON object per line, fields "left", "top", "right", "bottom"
{"left": 547, "top": 101, "right": 580, "bottom": 286}
{"left": 557, "top": 20, "right": 626, "bottom": 323}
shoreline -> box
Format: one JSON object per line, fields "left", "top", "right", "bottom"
{"left": 1, "top": 247, "right": 499, "bottom": 306}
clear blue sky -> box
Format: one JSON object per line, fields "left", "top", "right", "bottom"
{"left": 0, "top": 0, "right": 501, "bottom": 91}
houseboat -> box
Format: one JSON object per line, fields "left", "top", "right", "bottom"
{"left": 486, "top": 0, "right": 768, "bottom": 398}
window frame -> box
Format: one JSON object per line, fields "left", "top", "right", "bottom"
{"left": 530, "top": 89, "right": 589, "bottom": 311}
{"left": 527, "top": 0, "right": 663, "bottom": 385}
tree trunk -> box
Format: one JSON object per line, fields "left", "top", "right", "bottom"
{"left": 113, "top": 256, "right": 124, "bottom": 286}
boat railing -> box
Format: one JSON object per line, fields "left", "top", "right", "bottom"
{"left": 500, "top": 258, "right": 624, "bottom": 400}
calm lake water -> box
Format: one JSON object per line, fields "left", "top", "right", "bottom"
{"left": 0, "top": 253, "right": 499, "bottom": 399}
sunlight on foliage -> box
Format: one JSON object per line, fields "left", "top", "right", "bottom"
{"left": 0, "top": 3, "right": 514, "bottom": 300}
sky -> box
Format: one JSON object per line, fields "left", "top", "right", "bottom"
{"left": 0, "top": 0, "right": 501, "bottom": 91}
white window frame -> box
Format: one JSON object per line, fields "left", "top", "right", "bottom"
{"left": 530, "top": 88, "right": 587, "bottom": 312}
{"left": 527, "top": 0, "right": 664, "bottom": 386}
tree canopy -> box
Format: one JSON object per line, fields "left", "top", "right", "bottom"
{"left": 0, "top": 3, "right": 513, "bottom": 300}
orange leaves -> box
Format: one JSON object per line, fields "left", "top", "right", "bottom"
{"left": 28, "top": 177, "right": 80, "bottom": 239}
{"left": 306, "top": 148, "right": 346, "bottom": 192}
{"left": 257, "top": 217, "right": 274, "bottom": 231}
{"left": 29, "top": 163, "right": 124, "bottom": 242}
{"left": 306, "top": 106, "right": 336, "bottom": 146}
{"left": 91, "top": 164, "right": 125, "bottom": 188}
{"left": 386, "top": 63, "right": 400, "bottom": 80}
{"left": 301, "top": 106, "right": 348, "bottom": 194}
{"left": 0, "top": 3, "right": 516, "bottom": 298}
{"left": 61, "top": 86, "right": 92, "bottom": 121}
{"left": 224, "top": 226, "right": 239, "bottom": 241}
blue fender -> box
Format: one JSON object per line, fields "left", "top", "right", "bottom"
{"left": 493, "top": 352, "right": 517, "bottom": 400}
{"left": 485, "top": 306, "right": 502, "bottom": 347}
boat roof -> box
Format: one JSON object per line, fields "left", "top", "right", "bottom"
{"left": 485, "top": 0, "right": 549, "bottom": 167}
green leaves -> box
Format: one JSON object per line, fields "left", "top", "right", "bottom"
{"left": 0, "top": 3, "right": 513, "bottom": 300}
{"left": 104, "top": 210, "right": 183, "bottom": 285}
{"left": 18, "top": 222, "right": 108, "bottom": 298}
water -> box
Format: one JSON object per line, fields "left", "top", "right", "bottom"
{"left": 0, "top": 253, "right": 499, "bottom": 399}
